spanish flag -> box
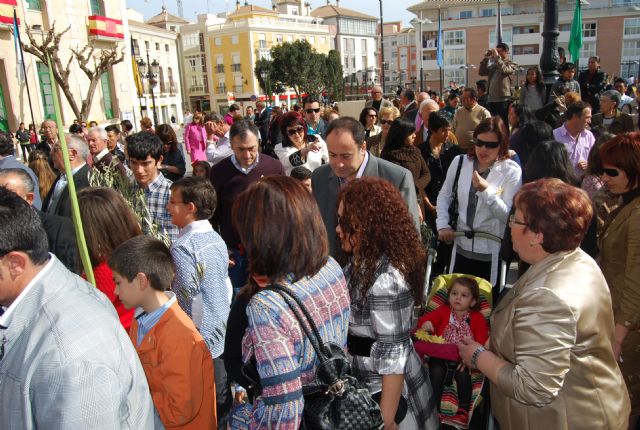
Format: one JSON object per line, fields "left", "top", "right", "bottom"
{"left": 0, "top": 0, "right": 18, "bottom": 25}
{"left": 88, "top": 15, "right": 124, "bottom": 39}
{"left": 131, "top": 38, "right": 143, "bottom": 98}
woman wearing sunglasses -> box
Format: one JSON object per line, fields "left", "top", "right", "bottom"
{"left": 367, "top": 106, "right": 400, "bottom": 157}
{"left": 436, "top": 117, "right": 521, "bottom": 285}
{"left": 274, "top": 111, "right": 328, "bottom": 176}
{"left": 597, "top": 131, "right": 640, "bottom": 427}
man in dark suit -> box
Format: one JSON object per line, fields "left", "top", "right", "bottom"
{"left": 0, "top": 168, "right": 79, "bottom": 274}
{"left": 311, "top": 117, "right": 419, "bottom": 258}
{"left": 0, "top": 131, "right": 42, "bottom": 209}
{"left": 36, "top": 119, "right": 58, "bottom": 157}
{"left": 401, "top": 88, "right": 419, "bottom": 123}
{"left": 42, "top": 135, "right": 90, "bottom": 218}
{"left": 253, "top": 101, "right": 270, "bottom": 145}
{"left": 87, "top": 127, "right": 127, "bottom": 176}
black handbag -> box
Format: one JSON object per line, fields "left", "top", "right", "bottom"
{"left": 241, "top": 284, "right": 384, "bottom": 430}
{"left": 447, "top": 156, "right": 464, "bottom": 231}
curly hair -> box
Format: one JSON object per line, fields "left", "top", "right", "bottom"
{"left": 338, "top": 177, "right": 425, "bottom": 302}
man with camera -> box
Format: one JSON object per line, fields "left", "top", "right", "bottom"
{"left": 478, "top": 42, "right": 517, "bottom": 125}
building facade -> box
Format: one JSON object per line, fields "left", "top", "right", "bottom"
{"left": 128, "top": 9, "right": 185, "bottom": 126}
{"left": 205, "top": 1, "right": 331, "bottom": 112}
{"left": 408, "top": 0, "right": 640, "bottom": 91}
{"left": 378, "top": 21, "right": 418, "bottom": 94}
{"left": 311, "top": 2, "right": 378, "bottom": 93}
{"left": 0, "top": 0, "right": 134, "bottom": 132}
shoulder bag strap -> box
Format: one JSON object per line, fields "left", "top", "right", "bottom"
{"left": 265, "top": 284, "right": 330, "bottom": 363}
{"left": 452, "top": 155, "right": 464, "bottom": 196}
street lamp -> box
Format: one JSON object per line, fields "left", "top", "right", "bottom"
{"left": 260, "top": 70, "right": 271, "bottom": 106}
{"left": 459, "top": 64, "right": 476, "bottom": 87}
{"left": 540, "top": 0, "right": 560, "bottom": 102}
{"left": 137, "top": 54, "right": 160, "bottom": 127}
{"left": 410, "top": 16, "right": 432, "bottom": 92}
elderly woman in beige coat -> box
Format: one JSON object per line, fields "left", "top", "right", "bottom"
{"left": 459, "top": 178, "right": 630, "bottom": 430}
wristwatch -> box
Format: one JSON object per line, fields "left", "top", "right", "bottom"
{"left": 470, "top": 346, "right": 486, "bottom": 369}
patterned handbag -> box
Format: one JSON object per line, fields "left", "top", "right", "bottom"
{"left": 242, "top": 284, "right": 384, "bottom": 430}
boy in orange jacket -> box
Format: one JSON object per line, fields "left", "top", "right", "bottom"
{"left": 109, "top": 235, "right": 217, "bottom": 429}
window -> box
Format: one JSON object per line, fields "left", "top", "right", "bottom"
{"left": 155, "top": 42, "right": 160, "bottom": 50}
{"left": 443, "top": 49, "right": 465, "bottom": 66}
{"left": 459, "top": 11, "right": 472, "bottom": 19}
{"left": 361, "top": 39, "right": 367, "bottom": 51}
{"left": 622, "top": 39, "right": 640, "bottom": 57}
{"left": 512, "top": 44, "right": 539, "bottom": 55}
{"left": 158, "top": 68, "right": 165, "bottom": 93}
{"left": 168, "top": 67, "right": 174, "bottom": 93}
{"left": 132, "top": 39, "right": 140, "bottom": 55}
{"left": 199, "top": 33, "right": 205, "bottom": 51}
{"left": 145, "top": 41, "right": 150, "bottom": 51}
{"left": 286, "top": 34, "right": 293, "bottom": 42}
{"left": 444, "top": 69, "right": 465, "bottom": 86}
{"left": 489, "top": 28, "right": 513, "bottom": 45}
{"left": 362, "top": 55, "right": 368, "bottom": 67}
{"left": 512, "top": 25, "right": 539, "bottom": 34}
{"left": 100, "top": 72, "right": 114, "bottom": 119}
{"left": 183, "top": 34, "right": 199, "bottom": 48}
{"left": 624, "top": 18, "right": 640, "bottom": 35}
{"left": 276, "top": 34, "right": 283, "bottom": 44}
{"left": 351, "top": 57, "right": 356, "bottom": 68}
{"left": 444, "top": 30, "right": 465, "bottom": 46}
{"left": 231, "top": 35, "right": 239, "bottom": 44}
{"left": 37, "top": 62, "right": 56, "bottom": 120}
{"left": 215, "top": 37, "right": 222, "bottom": 46}
{"left": 165, "top": 44, "right": 169, "bottom": 52}
{"left": 309, "top": 36, "right": 315, "bottom": 45}
{"left": 89, "top": 0, "right": 104, "bottom": 15}
{"left": 580, "top": 41, "right": 597, "bottom": 60}
{"left": 613, "top": 0, "right": 640, "bottom": 6}
{"left": 201, "top": 54, "right": 207, "bottom": 72}
{"left": 344, "top": 37, "right": 355, "bottom": 51}
{"left": 26, "top": 0, "right": 41, "bottom": 11}
{"left": 481, "top": 8, "right": 495, "bottom": 17}
{"left": 582, "top": 23, "right": 596, "bottom": 38}
{"left": 559, "top": 23, "right": 571, "bottom": 32}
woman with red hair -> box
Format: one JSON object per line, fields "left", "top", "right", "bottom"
{"left": 459, "top": 178, "right": 630, "bottom": 429}
{"left": 274, "top": 111, "right": 328, "bottom": 175}
{"left": 337, "top": 177, "right": 439, "bottom": 430}
{"left": 598, "top": 131, "right": 640, "bottom": 427}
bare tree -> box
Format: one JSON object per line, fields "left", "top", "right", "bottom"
{"left": 22, "top": 22, "right": 125, "bottom": 122}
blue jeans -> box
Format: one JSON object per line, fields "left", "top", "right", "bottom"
{"left": 229, "top": 248, "right": 248, "bottom": 299}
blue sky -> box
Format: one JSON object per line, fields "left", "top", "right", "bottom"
{"left": 128, "top": 0, "right": 417, "bottom": 26}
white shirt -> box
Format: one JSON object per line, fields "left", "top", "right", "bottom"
{"left": 206, "top": 131, "right": 233, "bottom": 166}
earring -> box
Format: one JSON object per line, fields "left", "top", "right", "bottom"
{"left": 529, "top": 241, "right": 536, "bottom": 247}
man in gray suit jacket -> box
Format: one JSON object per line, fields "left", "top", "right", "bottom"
{"left": 311, "top": 117, "right": 420, "bottom": 258}
{"left": 0, "top": 188, "right": 153, "bottom": 429}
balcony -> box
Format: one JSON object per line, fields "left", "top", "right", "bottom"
{"left": 231, "top": 64, "right": 242, "bottom": 72}
{"left": 188, "top": 85, "right": 206, "bottom": 95}
{"left": 216, "top": 64, "right": 224, "bottom": 73}
{"left": 217, "top": 85, "right": 227, "bottom": 95}
{"left": 87, "top": 15, "right": 124, "bottom": 42}
{"left": 159, "top": 81, "right": 178, "bottom": 95}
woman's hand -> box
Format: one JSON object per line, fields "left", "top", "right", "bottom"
{"left": 438, "top": 228, "right": 455, "bottom": 243}
{"left": 421, "top": 321, "right": 434, "bottom": 333}
{"left": 472, "top": 170, "right": 489, "bottom": 192}
{"left": 458, "top": 337, "right": 483, "bottom": 368}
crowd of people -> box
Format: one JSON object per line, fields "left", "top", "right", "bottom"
{"left": 0, "top": 41, "right": 639, "bottom": 430}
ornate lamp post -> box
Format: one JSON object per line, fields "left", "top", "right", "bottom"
{"left": 260, "top": 70, "right": 271, "bottom": 106}
{"left": 540, "top": 0, "right": 560, "bottom": 102}
{"left": 137, "top": 54, "right": 160, "bottom": 127}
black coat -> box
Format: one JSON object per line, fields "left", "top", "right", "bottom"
{"left": 42, "top": 164, "right": 91, "bottom": 218}
{"left": 38, "top": 210, "right": 80, "bottom": 274}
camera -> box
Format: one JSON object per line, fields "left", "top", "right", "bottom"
{"left": 307, "top": 134, "right": 317, "bottom": 143}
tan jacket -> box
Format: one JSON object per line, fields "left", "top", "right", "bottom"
{"left": 478, "top": 56, "right": 516, "bottom": 103}
{"left": 490, "top": 249, "right": 630, "bottom": 430}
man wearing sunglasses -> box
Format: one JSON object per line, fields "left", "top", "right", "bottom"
{"left": 303, "top": 95, "right": 328, "bottom": 140}
{"left": 552, "top": 101, "right": 595, "bottom": 177}
{"left": 311, "top": 117, "right": 420, "bottom": 258}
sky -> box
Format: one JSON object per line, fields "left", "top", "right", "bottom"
{"left": 127, "top": 0, "right": 418, "bottom": 26}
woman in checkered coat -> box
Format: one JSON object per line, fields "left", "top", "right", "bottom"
{"left": 338, "top": 177, "right": 439, "bottom": 430}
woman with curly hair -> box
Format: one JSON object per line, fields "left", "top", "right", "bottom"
{"left": 338, "top": 177, "right": 439, "bottom": 430}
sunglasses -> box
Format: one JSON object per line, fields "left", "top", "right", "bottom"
{"left": 380, "top": 119, "right": 393, "bottom": 125}
{"left": 475, "top": 138, "right": 500, "bottom": 149}
{"left": 601, "top": 167, "right": 620, "bottom": 177}
{"left": 287, "top": 126, "right": 305, "bottom": 136}
{"left": 305, "top": 108, "right": 321, "bottom": 114}
{"left": 368, "top": 114, "right": 377, "bottom": 118}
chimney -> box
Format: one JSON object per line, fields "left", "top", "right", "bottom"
{"left": 236, "top": 0, "right": 240, "bottom": 9}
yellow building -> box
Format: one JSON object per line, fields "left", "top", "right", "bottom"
{"left": 207, "top": 1, "right": 331, "bottom": 112}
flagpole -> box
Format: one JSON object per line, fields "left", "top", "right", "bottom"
{"left": 13, "top": 9, "right": 38, "bottom": 143}
{"left": 45, "top": 54, "right": 95, "bottom": 286}
{"left": 437, "top": 8, "right": 443, "bottom": 96}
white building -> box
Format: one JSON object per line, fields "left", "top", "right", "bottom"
{"left": 128, "top": 8, "right": 185, "bottom": 126}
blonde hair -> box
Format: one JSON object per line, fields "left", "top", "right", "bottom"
{"left": 378, "top": 106, "right": 400, "bottom": 121}
{"left": 28, "top": 150, "right": 57, "bottom": 198}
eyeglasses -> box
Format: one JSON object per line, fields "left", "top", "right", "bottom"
{"left": 380, "top": 119, "right": 393, "bottom": 125}
{"left": 305, "top": 108, "right": 321, "bottom": 114}
{"left": 601, "top": 167, "right": 620, "bottom": 177}
{"left": 475, "top": 138, "right": 500, "bottom": 149}
{"left": 508, "top": 215, "right": 528, "bottom": 228}
{"left": 287, "top": 126, "right": 305, "bottom": 136}
{"left": 368, "top": 114, "right": 377, "bottom": 118}
{"left": 372, "top": 91, "right": 382, "bottom": 94}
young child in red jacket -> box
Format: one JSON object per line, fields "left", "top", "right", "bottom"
{"left": 417, "top": 276, "right": 489, "bottom": 415}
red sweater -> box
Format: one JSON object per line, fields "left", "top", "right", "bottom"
{"left": 86, "top": 262, "right": 135, "bottom": 330}
{"left": 417, "top": 305, "right": 489, "bottom": 345}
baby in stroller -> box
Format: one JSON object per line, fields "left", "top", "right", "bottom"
{"left": 417, "top": 276, "right": 489, "bottom": 425}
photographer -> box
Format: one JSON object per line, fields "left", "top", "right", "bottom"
{"left": 478, "top": 43, "right": 517, "bottom": 126}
